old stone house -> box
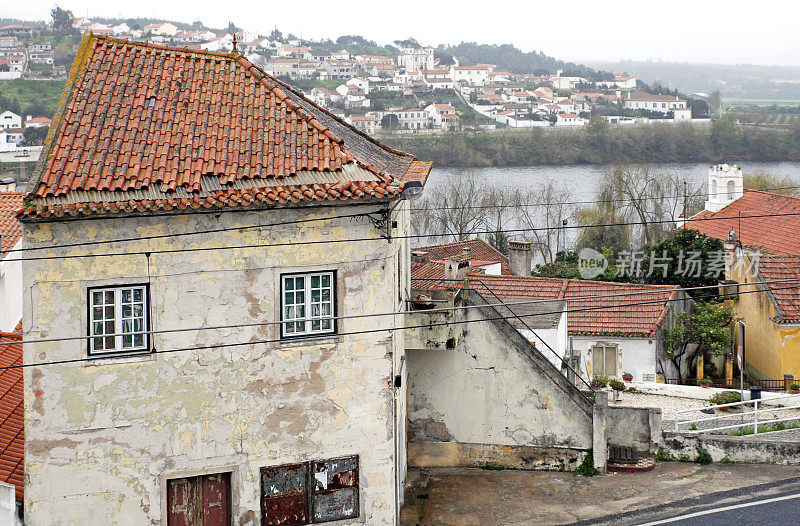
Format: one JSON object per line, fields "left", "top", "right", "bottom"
{"left": 20, "top": 33, "right": 430, "bottom": 525}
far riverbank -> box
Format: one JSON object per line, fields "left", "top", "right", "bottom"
{"left": 379, "top": 122, "right": 800, "bottom": 168}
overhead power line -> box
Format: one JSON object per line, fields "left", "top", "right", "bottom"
{"left": 7, "top": 185, "right": 798, "bottom": 258}
{"left": 10, "top": 209, "right": 800, "bottom": 262}
{"left": 2, "top": 277, "right": 794, "bottom": 370}
{"left": 410, "top": 185, "right": 800, "bottom": 212}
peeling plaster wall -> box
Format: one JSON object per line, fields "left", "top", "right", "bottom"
{"left": 406, "top": 297, "right": 592, "bottom": 465}
{"left": 22, "top": 203, "right": 408, "bottom": 525}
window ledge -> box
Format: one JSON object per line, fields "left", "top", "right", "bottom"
{"left": 279, "top": 334, "right": 342, "bottom": 348}
{"left": 82, "top": 352, "right": 156, "bottom": 367}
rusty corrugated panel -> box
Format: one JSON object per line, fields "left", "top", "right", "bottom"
{"left": 261, "top": 463, "right": 309, "bottom": 526}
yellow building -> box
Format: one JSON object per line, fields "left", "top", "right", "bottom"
{"left": 728, "top": 250, "right": 800, "bottom": 380}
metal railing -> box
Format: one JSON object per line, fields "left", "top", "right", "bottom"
{"left": 666, "top": 377, "right": 790, "bottom": 392}
{"left": 674, "top": 393, "right": 800, "bottom": 436}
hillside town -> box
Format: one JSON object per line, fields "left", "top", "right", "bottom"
{"left": 0, "top": 17, "right": 707, "bottom": 140}
{"left": 0, "top": 5, "right": 799, "bottom": 526}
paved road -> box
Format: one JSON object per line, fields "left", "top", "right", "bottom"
{"left": 580, "top": 478, "right": 800, "bottom": 526}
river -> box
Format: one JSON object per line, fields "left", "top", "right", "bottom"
{"left": 427, "top": 162, "right": 800, "bottom": 199}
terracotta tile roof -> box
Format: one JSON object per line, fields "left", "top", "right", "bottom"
{"left": 22, "top": 34, "right": 431, "bottom": 219}
{"left": 414, "top": 238, "right": 510, "bottom": 274}
{"left": 685, "top": 189, "right": 800, "bottom": 255}
{"left": 0, "top": 192, "right": 23, "bottom": 258}
{"left": 757, "top": 256, "right": 800, "bottom": 324}
{"left": 0, "top": 321, "right": 23, "bottom": 501}
{"left": 410, "top": 262, "right": 678, "bottom": 336}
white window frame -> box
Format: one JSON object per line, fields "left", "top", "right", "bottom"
{"left": 592, "top": 344, "right": 618, "bottom": 377}
{"left": 281, "top": 271, "right": 336, "bottom": 339}
{"left": 88, "top": 285, "right": 149, "bottom": 355}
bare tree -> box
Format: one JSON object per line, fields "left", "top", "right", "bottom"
{"left": 596, "top": 164, "right": 702, "bottom": 248}
{"left": 515, "top": 181, "right": 575, "bottom": 264}
{"left": 410, "top": 171, "right": 516, "bottom": 250}
{"left": 411, "top": 171, "right": 491, "bottom": 244}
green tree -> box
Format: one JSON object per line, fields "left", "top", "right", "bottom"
{"left": 639, "top": 229, "right": 724, "bottom": 299}
{"left": 51, "top": 6, "right": 74, "bottom": 32}
{"left": 663, "top": 301, "right": 737, "bottom": 381}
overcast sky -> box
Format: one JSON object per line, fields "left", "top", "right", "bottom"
{"left": 5, "top": 1, "right": 800, "bottom": 67}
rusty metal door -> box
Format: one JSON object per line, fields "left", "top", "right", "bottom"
{"left": 168, "top": 473, "right": 231, "bottom": 526}
{"left": 261, "top": 463, "right": 310, "bottom": 526}
{"left": 261, "top": 457, "right": 359, "bottom": 525}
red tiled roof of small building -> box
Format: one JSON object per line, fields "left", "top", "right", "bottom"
{"left": 685, "top": 189, "right": 800, "bottom": 255}
{"left": 22, "top": 33, "right": 431, "bottom": 219}
{"left": 0, "top": 321, "right": 23, "bottom": 501}
{"left": 414, "top": 238, "right": 510, "bottom": 274}
{"left": 410, "top": 262, "right": 678, "bottom": 337}
{"left": 757, "top": 256, "right": 800, "bottom": 324}
{"left": 0, "top": 192, "right": 24, "bottom": 258}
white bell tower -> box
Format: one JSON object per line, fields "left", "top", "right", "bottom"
{"left": 704, "top": 164, "right": 744, "bottom": 212}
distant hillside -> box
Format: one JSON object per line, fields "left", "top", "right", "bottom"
{"left": 587, "top": 60, "right": 800, "bottom": 102}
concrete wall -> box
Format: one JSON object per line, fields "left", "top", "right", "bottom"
{"left": 663, "top": 431, "right": 800, "bottom": 465}
{"left": 23, "top": 202, "right": 409, "bottom": 525}
{"left": 0, "top": 238, "right": 22, "bottom": 332}
{"left": 406, "top": 292, "right": 593, "bottom": 471}
{"left": 606, "top": 406, "right": 662, "bottom": 452}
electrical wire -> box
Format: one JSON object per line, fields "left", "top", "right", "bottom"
{"left": 410, "top": 185, "right": 800, "bottom": 212}
{"left": 2, "top": 277, "right": 794, "bottom": 370}
{"left": 9, "top": 209, "right": 800, "bottom": 262}
{"left": 6, "top": 185, "right": 798, "bottom": 257}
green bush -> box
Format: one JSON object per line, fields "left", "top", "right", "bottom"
{"left": 591, "top": 374, "right": 609, "bottom": 389}
{"left": 720, "top": 456, "right": 733, "bottom": 463}
{"left": 710, "top": 391, "right": 741, "bottom": 406}
{"left": 689, "top": 423, "right": 697, "bottom": 431}
{"left": 575, "top": 451, "right": 598, "bottom": 477}
{"left": 695, "top": 449, "right": 713, "bottom": 465}
{"left": 480, "top": 463, "right": 506, "bottom": 471}
{"left": 609, "top": 379, "right": 626, "bottom": 391}
{"left": 678, "top": 455, "right": 692, "bottom": 462}
{"left": 654, "top": 447, "right": 675, "bottom": 462}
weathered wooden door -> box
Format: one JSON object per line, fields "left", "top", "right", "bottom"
{"left": 168, "top": 473, "right": 231, "bottom": 526}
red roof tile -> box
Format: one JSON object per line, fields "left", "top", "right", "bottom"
{"left": 0, "top": 321, "right": 23, "bottom": 501}
{"left": 757, "top": 256, "right": 800, "bottom": 323}
{"left": 0, "top": 192, "right": 23, "bottom": 258}
{"left": 410, "top": 263, "right": 678, "bottom": 336}
{"left": 685, "top": 189, "right": 800, "bottom": 255}
{"left": 23, "top": 34, "right": 431, "bottom": 218}
{"left": 414, "top": 238, "right": 510, "bottom": 274}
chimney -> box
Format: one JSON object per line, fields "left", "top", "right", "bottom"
{"left": 444, "top": 255, "right": 471, "bottom": 281}
{"left": 411, "top": 250, "right": 429, "bottom": 265}
{"left": 508, "top": 240, "right": 532, "bottom": 276}
{"left": 0, "top": 178, "right": 16, "bottom": 192}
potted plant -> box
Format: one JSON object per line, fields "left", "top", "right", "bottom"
{"left": 710, "top": 391, "right": 741, "bottom": 411}
{"left": 609, "top": 379, "right": 626, "bottom": 391}
{"left": 790, "top": 383, "right": 800, "bottom": 395}
{"left": 699, "top": 378, "right": 712, "bottom": 388}
{"left": 622, "top": 372, "right": 633, "bottom": 382}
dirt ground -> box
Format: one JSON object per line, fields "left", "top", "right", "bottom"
{"left": 400, "top": 463, "right": 800, "bottom": 525}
